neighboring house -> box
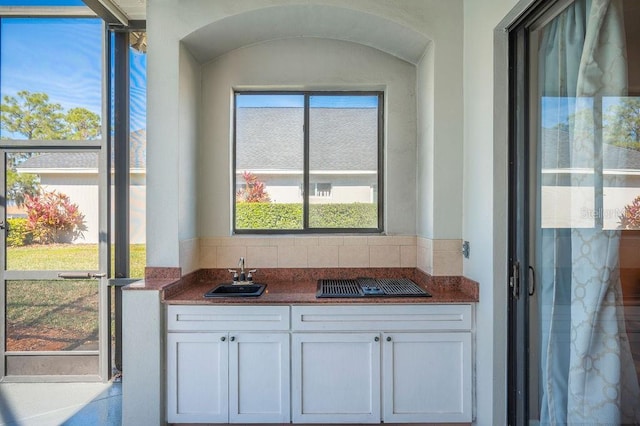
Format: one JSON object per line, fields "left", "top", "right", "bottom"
{"left": 236, "top": 107, "right": 378, "bottom": 203}
{"left": 14, "top": 129, "right": 146, "bottom": 244}
{"left": 540, "top": 126, "right": 640, "bottom": 229}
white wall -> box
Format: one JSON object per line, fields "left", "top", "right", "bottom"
{"left": 178, "top": 46, "right": 199, "bottom": 241}
{"left": 122, "top": 289, "right": 163, "bottom": 425}
{"left": 146, "top": 3, "right": 201, "bottom": 268}
{"left": 147, "top": 0, "right": 468, "bottom": 268}
{"left": 463, "top": 0, "right": 518, "bottom": 424}
{"left": 177, "top": 45, "right": 201, "bottom": 273}
{"left": 199, "top": 37, "right": 416, "bottom": 236}
{"left": 146, "top": 0, "right": 181, "bottom": 267}
{"left": 415, "top": 2, "right": 464, "bottom": 241}
{"left": 416, "top": 42, "right": 435, "bottom": 239}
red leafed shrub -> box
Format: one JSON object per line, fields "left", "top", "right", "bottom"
{"left": 620, "top": 195, "right": 640, "bottom": 230}
{"left": 24, "top": 190, "right": 87, "bottom": 244}
{"left": 237, "top": 171, "right": 271, "bottom": 203}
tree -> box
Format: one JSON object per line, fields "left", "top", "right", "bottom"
{"left": 0, "top": 90, "right": 66, "bottom": 139}
{"left": 0, "top": 90, "right": 101, "bottom": 140}
{"left": 0, "top": 91, "right": 101, "bottom": 205}
{"left": 6, "top": 169, "right": 39, "bottom": 207}
{"left": 550, "top": 107, "right": 596, "bottom": 135}
{"left": 604, "top": 98, "right": 640, "bottom": 151}
{"left": 65, "top": 107, "right": 101, "bottom": 140}
{"left": 236, "top": 171, "right": 271, "bottom": 202}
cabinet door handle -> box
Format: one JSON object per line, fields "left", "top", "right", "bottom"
{"left": 374, "top": 336, "right": 379, "bottom": 342}
{"left": 230, "top": 336, "right": 235, "bottom": 342}
{"left": 386, "top": 336, "right": 392, "bottom": 342}
{"left": 220, "top": 336, "right": 226, "bottom": 342}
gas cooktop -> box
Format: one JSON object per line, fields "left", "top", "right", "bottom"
{"left": 316, "top": 277, "right": 431, "bottom": 298}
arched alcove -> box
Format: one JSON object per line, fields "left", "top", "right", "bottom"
{"left": 180, "top": 4, "right": 431, "bottom": 64}
{"left": 147, "top": 0, "right": 462, "bottom": 271}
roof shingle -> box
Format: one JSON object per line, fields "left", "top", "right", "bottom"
{"left": 15, "top": 129, "right": 146, "bottom": 170}
{"left": 236, "top": 107, "right": 378, "bottom": 171}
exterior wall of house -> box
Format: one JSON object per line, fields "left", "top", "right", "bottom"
{"left": 243, "top": 173, "right": 377, "bottom": 204}
{"left": 541, "top": 185, "right": 640, "bottom": 229}
{"left": 23, "top": 173, "right": 147, "bottom": 244}
{"left": 263, "top": 185, "right": 374, "bottom": 204}
{"left": 41, "top": 181, "right": 100, "bottom": 244}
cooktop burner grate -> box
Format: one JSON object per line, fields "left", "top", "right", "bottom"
{"left": 316, "top": 278, "right": 431, "bottom": 298}
{"left": 376, "top": 278, "right": 430, "bottom": 296}
{"left": 316, "top": 279, "right": 363, "bottom": 297}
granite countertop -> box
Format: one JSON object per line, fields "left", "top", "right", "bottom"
{"left": 132, "top": 268, "right": 479, "bottom": 305}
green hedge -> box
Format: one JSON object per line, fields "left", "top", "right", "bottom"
{"left": 236, "top": 203, "right": 303, "bottom": 229}
{"left": 7, "top": 217, "right": 33, "bottom": 247}
{"left": 236, "top": 203, "right": 378, "bottom": 230}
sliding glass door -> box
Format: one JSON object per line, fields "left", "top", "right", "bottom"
{"left": 509, "top": 0, "right": 640, "bottom": 423}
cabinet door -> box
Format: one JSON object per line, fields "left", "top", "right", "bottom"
{"left": 382, "top": 332, "right": 472, "bottom": 423}
{"left": 229, "top": 333, "right": 290, "bottom": 423}
{"left": 292, "top": 333, "right": 381, "bottom": 423}
{"left": 167, "top": 332, "right": 229, "bottom": 423}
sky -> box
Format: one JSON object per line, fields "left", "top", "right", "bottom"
{"left": 0, "top": 0, "right": 84, "bottom": 7}
{"left": 236, "top": 93, "right": 379, "bottom": 109}
{"left": 541, "top": 96, "right": 628, "bottom": 129}
{"left": 0, "top": 11, "right": 147, "bottom": 138}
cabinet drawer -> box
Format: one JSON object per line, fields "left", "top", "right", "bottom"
{"left": 167, "top": 305, "right": 290, "bottom": 331}
{"left": 292, "top": 304, "right": 472, "bottom": 331}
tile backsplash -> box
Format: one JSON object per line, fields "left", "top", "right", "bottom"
{"left": 180, "top": 235, "right": 462, "bottom": 276}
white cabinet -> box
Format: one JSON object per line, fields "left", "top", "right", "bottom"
{"left": 166, "top": 304, "right": 474, "bottom": 424}
{"left": 166, "top": 306, "right": 290, "bottom": 424}
{"left": 167, "top": 332, "right": 228, "bottom": 423}
{"left": 291, "top": 305, "right": 473, "bottom": 424}
{"left": 229, "top": 332, "right": 290, "bottom": 423}
{"left": 382, "top": 332, "right": 472, "bottom": 423}
{"left": 291, "top": 332, "right": 381, "bottom": 423}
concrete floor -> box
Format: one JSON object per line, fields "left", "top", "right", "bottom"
{"left": 0, "top": 381, "right": 121, "bottom": 425}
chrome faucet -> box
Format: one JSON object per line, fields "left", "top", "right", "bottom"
{"left": 238, "top": 257, "right": 246, "bottom": 281}
{"left": 229, "top": 257, "right": 257, "bottom": 284}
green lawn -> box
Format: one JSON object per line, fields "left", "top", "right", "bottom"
{"left": 6, "top": 279, "right": 99, "bottom": 351}
{"left": 7, "top": 243, "right": 146, "bottom": 278}
{"left": 5, "top": 243, "right": 146, "bottom": 352}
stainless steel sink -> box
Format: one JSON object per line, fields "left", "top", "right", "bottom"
{"left": 204, "top": 283, "right": 266, "bottom": 298}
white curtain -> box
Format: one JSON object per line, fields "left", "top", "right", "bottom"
{"left": 538, "top": 0, "right": 640, "bottom": 423}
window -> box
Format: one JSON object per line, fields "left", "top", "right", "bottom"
{"left": 233, "top": 91, "right": 383, "bottom": 233}
{"left": 311, "top": 183, "right": 332, "bottom": 198}
{"left": 300, "top": 183, "right": 333, "bottom": 198}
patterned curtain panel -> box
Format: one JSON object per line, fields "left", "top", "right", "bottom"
{"left": 538, "top": 0, "right": 640, "bottom": 423}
